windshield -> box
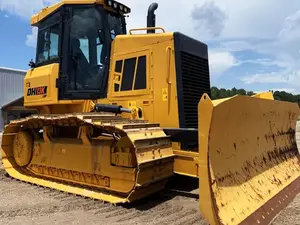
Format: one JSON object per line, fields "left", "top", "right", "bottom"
{"left": 68, "top": 6, "right": 106, "bottom": 91}
{"left": 68, "top": 7, "right": 126, "bottom": 91}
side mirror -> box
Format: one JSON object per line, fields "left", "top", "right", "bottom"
{"left": 29, "top": 59, "right": 36, "bottom": 68}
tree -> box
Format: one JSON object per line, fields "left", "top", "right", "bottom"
{"left": 236, "top": 88, "right": 246, "bottom": 96}
{"left": 210, "top": 86, "right": 219, "bottom": 100}
{"left": 273, "top": 91, "right": 300, "bottom": 102}
{"left": 210, "top": 87, "right": 299, "bottom": 103}
{"left": 210, "top": 86, "right": 249, "bottom": 100}
{"left": 247, "top": 91, "right": 255, "bottom": 96}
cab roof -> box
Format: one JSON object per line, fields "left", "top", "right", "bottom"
{"left": 31, "top": 0, "right": 131, "bottom": 26}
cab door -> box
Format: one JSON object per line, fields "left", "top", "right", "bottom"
{"left": 57, "top": 5, "right": 110, "bottom": 100}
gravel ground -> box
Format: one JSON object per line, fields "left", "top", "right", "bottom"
{"left": 0, "top": 122, "right": 299, "bottom": 225}
{"left": 0, "top": 170, "right": 208, "bottom": 225}
{"left": 0, "top": 170, "right": 209, "bottom": 225}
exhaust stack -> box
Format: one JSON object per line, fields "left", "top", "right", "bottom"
{"left": 147, "top": 3, "right": 158, "bottom": 33}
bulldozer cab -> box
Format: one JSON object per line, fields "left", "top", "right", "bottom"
{"left": 32, "top": 2, "right": 127, "bottom": 100}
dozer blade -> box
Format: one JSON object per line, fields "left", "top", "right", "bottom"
{"left": 198, "top": 92, "right": 300, "bottom": 225}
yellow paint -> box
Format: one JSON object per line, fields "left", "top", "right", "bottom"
{"left": 162, "top": 88, "right": 168, "bottom": 101}
{"left": 12, "top": 131, "right": 33, "bottom": 167}
{"left": 252, "top": 91, "right": 274, "bottom": 100}
{"left": 100, "top": 32, "right": 180, "bottom": 128}
{"left": 198, "top": 93, "right": 219, "bottom": 225}
{"left": 1, "top": 114, "right": 174, "bottom": 203}
{"left": 114, "top": 74, "right": 121, "bottom": 82}
{"left": 30, "top": 140, "right": 135, "bottom": 193}
{"left": 24, "top": 20, "right": 180, "bottom": 128}
{"left": 198, "top": 93, "right": 300, "bottom": 225}
{"left": 128, "top": 101, "right": 136, "bottom": 108}
{"left": 30, "top": 0, "right": 129, "bottom": 26}
{"left": 24, "top": 63, "right": 59, "bottom": 106}
{"left": 173, "top": 150, "right": 198, "bottom": 178}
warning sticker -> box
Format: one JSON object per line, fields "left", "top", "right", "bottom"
{"left": 162, "top": 88, "right": 168, "bottom": 101}
{"left": 128, "top": 101, "right": 137, "bottom": 108}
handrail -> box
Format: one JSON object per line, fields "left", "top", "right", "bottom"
{"left": 129, "top": 27, "right": 166, "bottom": 35}
{"left": 166, "top": 46, "right": 172, "bottom": 115}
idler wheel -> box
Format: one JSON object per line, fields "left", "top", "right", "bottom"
{"left": 12, "top": 131, "right": 33, "bottom": 167}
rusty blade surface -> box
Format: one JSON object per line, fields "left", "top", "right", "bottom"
{"left": 198, "top": 93, "right": 300, "bottom": 225}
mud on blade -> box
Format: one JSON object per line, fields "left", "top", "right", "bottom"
{"left": 198, "top": 93, "right": 300, "bottom": 225}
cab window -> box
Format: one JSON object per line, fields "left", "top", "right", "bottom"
{"left": 36, "top": 24, "right": 60, "bottom": 64}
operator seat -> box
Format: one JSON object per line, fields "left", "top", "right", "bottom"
{"left": 70, "top": 38, "right": 90, "bottom": 89}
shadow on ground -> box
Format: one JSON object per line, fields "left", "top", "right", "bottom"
{"left": 122, "top": 175, "right": 199, "bottom": 211}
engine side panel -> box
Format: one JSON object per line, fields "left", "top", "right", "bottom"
{"left": 101, "top": 32, "right": 181, "bottom": 128}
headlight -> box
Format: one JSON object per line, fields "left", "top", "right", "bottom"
{"left": 105, "top": 0, "right": 131, "bottom": 14}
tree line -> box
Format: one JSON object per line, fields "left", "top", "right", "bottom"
{"left": 210, "top": 87, "right": 300, "bottom": 103}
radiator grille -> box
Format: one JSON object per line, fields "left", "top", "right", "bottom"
{"left": 180, "top": 51, "right": 210, "bottom": 128}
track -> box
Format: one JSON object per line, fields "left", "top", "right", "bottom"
{"left": 0, "top": 122, "right": 299, "bottom": 225}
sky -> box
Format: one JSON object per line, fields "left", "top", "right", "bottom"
{"left": 1, "top": 0, "right": 300, "bottom": 94}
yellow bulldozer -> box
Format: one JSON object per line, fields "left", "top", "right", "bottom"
{"left": 1, "top": 0, "right": 299, "bottom": 224}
